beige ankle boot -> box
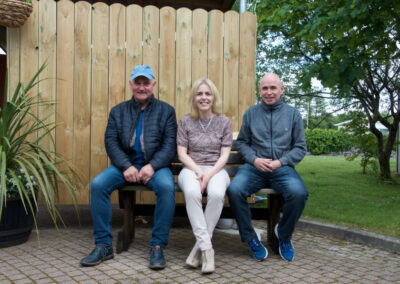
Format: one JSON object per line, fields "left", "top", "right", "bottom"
{"left": 201, "top": 248, "right": 215, "bottom": 274}
{"left": 186, "top": 245, "right": 201, "bottom": 268}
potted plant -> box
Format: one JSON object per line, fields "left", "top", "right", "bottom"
{"left": 0, "top": 63, "right": 79, "bottom": 247}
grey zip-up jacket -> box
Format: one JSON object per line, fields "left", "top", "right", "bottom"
{"left": 105, "top": 96, "right": 177, "bottom": 172}
{"left": 236, "top": 99, "right": 306, "bottom": 167}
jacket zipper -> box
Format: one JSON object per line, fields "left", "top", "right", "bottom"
{"left": 270, "top": 110, "right": 273, "bottom": 159}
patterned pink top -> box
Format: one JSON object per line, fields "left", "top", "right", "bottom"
{"left": 177, "top": 114, "right": 233, "bottom": 166}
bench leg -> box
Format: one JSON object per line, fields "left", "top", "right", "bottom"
{"left": 267, "top": 194, "right": 284, "bottom": 254}
{"left": 117, "top": 191, "right": 135, "bottom": 254}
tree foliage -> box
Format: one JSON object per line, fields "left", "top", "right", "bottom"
{"left": 254, "top": 0, "right": 400, "bottom": 179}
{"left": 344, "top": 111, "right": 379, "bottom": 174}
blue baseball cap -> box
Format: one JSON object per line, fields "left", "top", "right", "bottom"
{"left": 130, "top": 65, "right": 155, "bottom": 80}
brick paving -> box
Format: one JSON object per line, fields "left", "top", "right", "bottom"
{"left": 0, "top": 222, "right": 399, "bottom": 283}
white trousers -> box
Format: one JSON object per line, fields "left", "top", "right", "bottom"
{"left": 178, "top": 166, "right": 230, "bottom": 251}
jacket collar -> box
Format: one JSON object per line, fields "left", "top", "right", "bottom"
{"left": 261, "top": 98, "right": 283, "bottom": 111}
{"left": 131, "top": 95, "right": 155, "bottom": 110}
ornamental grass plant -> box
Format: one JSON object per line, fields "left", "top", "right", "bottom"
{"left": 0, "top": 62, "right": 79, "bottom": 229}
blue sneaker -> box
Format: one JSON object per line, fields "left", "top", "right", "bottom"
{"left": 149, "top": 245, "right": 166, "bottom": 270}
{"left": 274, "top": 224, "right": 295, "bottom": 261}
{"left": 80, "top": 245, "right": 114, "bottom": 267}
{"left": 248, "top": 238, "right": 268, "bottom": 261}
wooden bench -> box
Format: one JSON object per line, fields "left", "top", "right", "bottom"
{"left": 117, "top": 142, "right": 284, "bottom": 254}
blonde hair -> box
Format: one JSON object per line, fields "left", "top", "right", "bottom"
{"left": 189, "top": 78, "right": 221, "bottom": 120}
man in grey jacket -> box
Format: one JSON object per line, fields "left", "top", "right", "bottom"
{"left": 80, "top": 65, "right": 177, "bottom": 270}
{"left": 228, "top": 73, "right": 308, "bottom": 262}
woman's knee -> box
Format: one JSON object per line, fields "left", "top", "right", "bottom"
{"left": 207, "top": 190, "right": 225, "bottom": 202}
{"left": 184, "top": 189, "right": 202, "bottom": 202}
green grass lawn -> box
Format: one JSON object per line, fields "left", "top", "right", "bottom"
{"left": 295, "top": 156, "right": 400, "bottom": 238}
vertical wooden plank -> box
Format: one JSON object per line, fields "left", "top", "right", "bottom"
{"left": 159, "top": 7, "right": 176, "bottom": 106}
{"left": 38, "top": 0, "right": 57, "bottom": 152}
{"left": 6, "top": 28, "right": 20, "bottom": 100}
{"left": 192, "top": 9, "right": 208, "bottom": 82}
{"left": 141, "top": 5, "right": 160, "bottom": 204}
{"left": 239, "top": 12, "right": 257, "bottom": 129}
{"left": 20, "top": 0, "right": 39, "bottom": 87}
{"left": 20, "top": 0, "right": 39, "bottom": 140}
{"left": 125, "top": 4, "right": 143, "bottom": 100}
{"left": 56, "top": 0, "right": 74, "bottom": 204}
{"left": 126, "top": 5, "right": 144, "bottom": 204}
{"left": 108, "top": 3, "right": 126, "bottom": 204}
{"left": 175, "top": 8, "right": 192, "bottom": 121}
{"left": 143, "top": 5, "right": 159, "bottom": 97}
{"left": 207, "top": 10, "right": 224, "bottom": 110}
{"left": 109, "top": 3, "right": 126, "bottom": 109}
{"left": 73, "top": 1, "right": 92, "bottom": 203}
{"left": 160, "top": 7, "right": 180, "bottom": 203}
{"left": 223, "top": 11, "right": 239, "bottom": 131}
{"left": 91, "top": 3, "right": 109, "bottom": 194}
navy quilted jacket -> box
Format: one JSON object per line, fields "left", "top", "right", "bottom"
{"left": 105, "top": 96, "right": 177, "bottom": 172}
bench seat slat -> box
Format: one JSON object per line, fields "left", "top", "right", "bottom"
{"left": 119, "top": 184, "right": 279, "bottom": 195}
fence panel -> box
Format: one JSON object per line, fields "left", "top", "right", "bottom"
{"left": 159, "top": 7, "right": 176, "bottom": 106}
{"left": 175, "top": 8, "right": 192, "bottom": 121}
{"left": 20, "top": 0, "right": 39, "bottom": 143}
{"left": 223, "top": 11, "right": 239, "bottom": 132}
{"left": 192, "top": 9, "right": 208, "bottom": 82}
{"left": 109, "top": 4, "right": 126, "bottom": 110}
{"left": 73, "top": 1, "right": 92, "bottom": 203}
{"left": 55, "top": 0, "right": 74, "bottom": 204}
{"left": 7, "top": 1, "right": 257, "bottom": 205}
{"left": 39, "top": 0, "right": 57, "bottom": 153}
{"left": 143, "top": 6, "right": 159, "bottom": 98}
{"left": 90, "top": 2, "right": 109, "bottom": 192}
{"left": 125, "top": 5, "right": 143, "bottom": 100}
{"left": 239, "top": 12, "right": 257, "bottom": 126}
{"left": 6, "top": 28, "right": 20, "bottom": 100}
{"left": 208, "top": 10, "right": 224, "bottom": 113}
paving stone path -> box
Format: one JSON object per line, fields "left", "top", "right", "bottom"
{"left": 0, "top": 222, "right": 399, "bottom": 283}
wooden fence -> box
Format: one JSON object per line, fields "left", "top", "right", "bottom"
{"left": 6, "top": 0, "right": 256, "bottom": 205}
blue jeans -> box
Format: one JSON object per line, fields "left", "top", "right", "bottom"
{"left": 227, "top": 163, "right": 308, "bottom": 242}
{"left": 90, "top": 165, "right": 175, "bottom": 247}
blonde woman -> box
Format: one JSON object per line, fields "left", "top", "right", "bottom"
{"left": 177, "top": 78, "right": 232, "bottom": 274}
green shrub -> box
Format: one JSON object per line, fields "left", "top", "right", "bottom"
{"left": 305, "top": 128, "right": 352, "bottom": 155}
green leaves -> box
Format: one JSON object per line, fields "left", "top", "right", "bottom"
{"left": 305, "top": 128, "right": 352, "bottom": 155}
{"left": 0, "top": 62, "right": 79, "bottom": 228}
{"left": 256, "top": 0, "right": 399, "bottom": 92}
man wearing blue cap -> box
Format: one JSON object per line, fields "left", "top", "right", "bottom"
{"left": 81, "top": 65, "right": 177, "bottom": 270}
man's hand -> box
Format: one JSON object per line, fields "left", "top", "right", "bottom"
{"left": 254, "top": 158, "right": 273, "bottom": 172}
{"left": 123, "top": 166, "right": 140, "bottom": 183}
{"left": 139, "top": 164, "right": 155, "bottom": 184}
{"left": 254, "top": 158, "right": 282, "bottom": 172}
{"left": 265, "top": 160, "right": 282, "bottom": 171}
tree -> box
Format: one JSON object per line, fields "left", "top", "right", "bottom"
{"left": 254, "top": 0, "right": 400, "bottom": 180}
{"left": 344, "top": 110, "right": 379, "bottom": 174}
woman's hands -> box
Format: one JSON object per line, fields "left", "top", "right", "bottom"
{"left": 196, "top": 170, "right": 213, "bottom": 193}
